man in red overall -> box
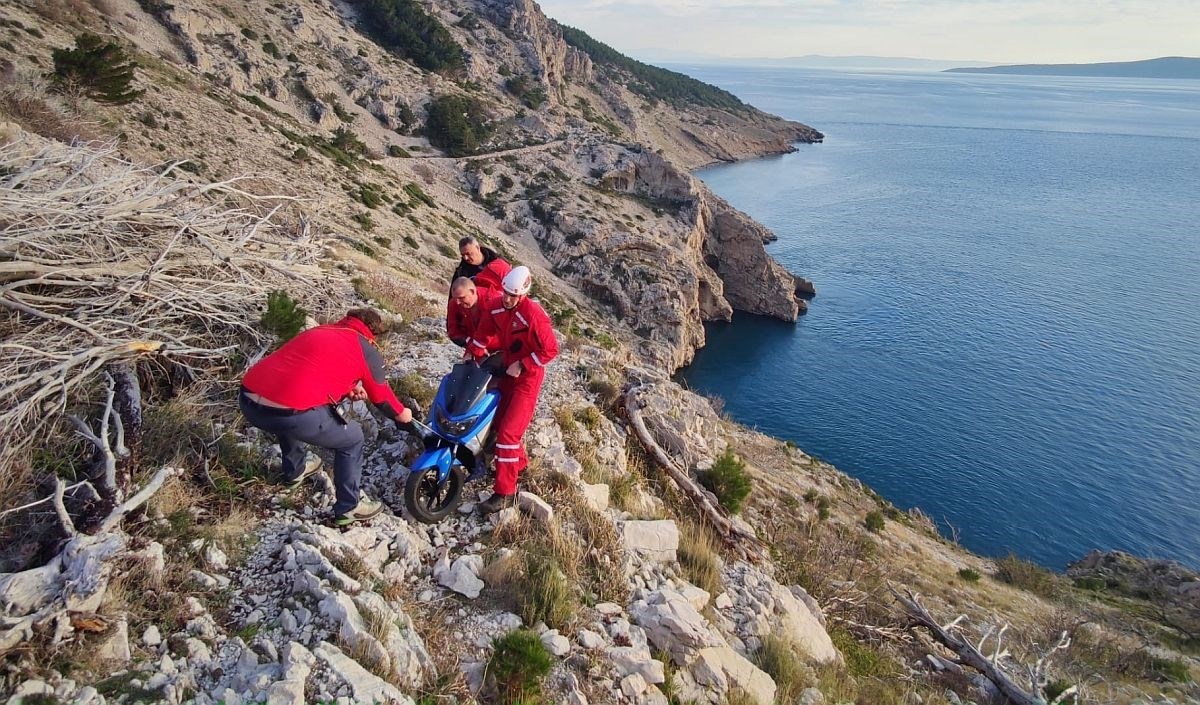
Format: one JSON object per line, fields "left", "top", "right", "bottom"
{"left": 467, "top": 266, "right": 558, "bottom": 514}
{"left": 446, "top": 236, "right": 510, "bottom": 347}
{"left": 447, "top": 277, "right": 501, "bottom": 349}
{"left": 240, "top": 308, "right": 413, "bottom": 526}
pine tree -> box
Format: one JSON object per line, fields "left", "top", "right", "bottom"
{"left": 51, "top": 33, "right": 145, "bottom": 105}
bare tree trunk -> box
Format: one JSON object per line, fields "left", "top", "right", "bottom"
{"left": 893, "top": 587, "right": 1078, "bottom": 705}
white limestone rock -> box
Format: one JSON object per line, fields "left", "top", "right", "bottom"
{"left": 622, "top": 520, "right": 679, "bottom": 564}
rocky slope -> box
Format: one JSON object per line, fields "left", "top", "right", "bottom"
{"left": 1, "top": 1, "right": 1197, "bottom": 704}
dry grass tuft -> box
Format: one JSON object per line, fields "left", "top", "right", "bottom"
{"left": 0, "top": 74, "right": 108, "bottom": 144}
{"left": 352, "top": 269, "right": 440, "bottom": 319}
{"left": 754, "top": 634, "right": 816, "bottom": 703}
{"left": 678, "top": 520, "right": 722, "bottom": 597}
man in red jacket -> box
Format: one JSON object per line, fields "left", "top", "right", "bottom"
{"left": 467, "top": 266, "right": 559, "bottom": 514}
{"left": 446, "top": 236, "right": 510, "bottom": 346}
{"left": 447, "top": 277, "right": 501, "bottom": 348}
{"left": 240, "top": 308, "right": 413, "bottom": 526}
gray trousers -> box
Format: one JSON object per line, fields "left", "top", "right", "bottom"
{"left": 239, "top": 390, "right": 364, "bottom": 516}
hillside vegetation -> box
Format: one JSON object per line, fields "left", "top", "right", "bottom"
{"left": 0, "top": 1, "right": 1194, "bottom": 704}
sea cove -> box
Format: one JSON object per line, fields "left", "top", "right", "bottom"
{"left": 679, "top": 66, "right": 1200, "bottom": 570}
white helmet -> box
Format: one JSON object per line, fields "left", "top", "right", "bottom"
{"left": 502, "top": 266, "right": 532, "bottom": 296}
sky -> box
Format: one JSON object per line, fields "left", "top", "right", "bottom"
{"left": 534, "top": 0, "right": 1200, "bottom": 65}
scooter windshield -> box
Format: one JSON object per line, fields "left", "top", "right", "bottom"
{"left": 442, "top": 362, "right": 493, "bottom": 415}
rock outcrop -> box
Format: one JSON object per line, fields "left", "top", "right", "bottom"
{"left": 1068, "top": 550, "right": 1200, "bottom": 636}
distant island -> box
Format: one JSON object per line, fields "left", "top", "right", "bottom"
{"left": 945, "top": 56, "right": 1200, "bottom": 79}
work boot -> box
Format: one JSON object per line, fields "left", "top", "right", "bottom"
{"left": 333, "top": 494, "right": 384, "bottom": 527}
{"left": 465, "top": 456, "right": 491, "bottom": 483}
{"left": 477, "top": 492, "right": 516, "bottom": 515}
{"left": 283, "top": 453, "right": 323, "bottom": 490}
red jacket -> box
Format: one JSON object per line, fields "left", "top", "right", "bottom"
{"left": 447, "top": 289, "right": 502, "bottom": 345}
{"left": 468, "top": 296, "right": 559, "bottom": 372}
{"left": 242, "top": 317, "right": 406, "bottom": 421}
{"left": 450, "top": 247, "right": 511, "bottom": 292}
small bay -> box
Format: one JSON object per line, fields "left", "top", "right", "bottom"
{"left": 675, "top": 65, "right": 1200, "bottom": 570}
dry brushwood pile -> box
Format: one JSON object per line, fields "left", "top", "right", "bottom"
{"left": 0, "top": 136, "right": 330, "bottom": 497}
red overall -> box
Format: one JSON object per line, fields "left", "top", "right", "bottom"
{"left": 445, "top": 253, "right": 511, "bottom": 343}
{"left": 447, "top": 289, "right": 502, "bottom": 344}
{"left": 470, "top": 296, "right": 558, "bottom": 496}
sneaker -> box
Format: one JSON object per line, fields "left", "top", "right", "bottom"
{"left": 477, "top": 492, "right": 516, "bottom": 515}
{"left": 333, "top": 495, "right": 384, "bottom": 527}
{"left": 283, "top": 453, "right": 323, "bottom": 489}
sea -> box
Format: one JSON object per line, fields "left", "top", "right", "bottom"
{"left": 671, "top": 64, "right": 1200, "bottom": 571}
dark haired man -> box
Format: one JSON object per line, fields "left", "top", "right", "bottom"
{"left": 239, "top": 308, "right": 413, "bottom": 526}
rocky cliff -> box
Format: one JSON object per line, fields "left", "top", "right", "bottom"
{"left": 1, "top": 1, "right": 1196, "bottom": 704}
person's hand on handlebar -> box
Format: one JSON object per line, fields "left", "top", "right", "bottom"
{"left": 397, "top": 407, "right": 413, "bottom": 424}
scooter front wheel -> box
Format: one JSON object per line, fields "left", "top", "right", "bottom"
{"left": 404, "top": 465, "right": 465, "bottom": 524}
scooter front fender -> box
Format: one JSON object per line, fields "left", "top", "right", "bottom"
{"left": 412, "top": 447, "right": 454, "bottom": 484}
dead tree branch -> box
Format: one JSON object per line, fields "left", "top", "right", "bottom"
{"left": 0, "top": 136, "right": 332, "bottom": 500}
{"left": 624, "top": 385, "right": 764, "bottom": 560}
{"left": 893, "top": 587, "right": 1077, "bottom": 705}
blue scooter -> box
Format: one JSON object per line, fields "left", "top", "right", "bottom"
{"left": 403, "top": 357, "right": 502, "bottom": 523}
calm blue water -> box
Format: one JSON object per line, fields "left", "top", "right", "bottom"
{"left": 673, "top": 66, "right": 1200, "bottom": 571}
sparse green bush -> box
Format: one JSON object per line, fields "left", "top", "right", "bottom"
{"left": 755, "top": 634, "right": 814, "bottom": 703}
{"left": 996, "top": 554, "right": 1064, "bottom": 599}
{"left": 587, "top": 375, "right": 620, "bottom": 408}
{"left": 864, "top": 510, "right": 885, "bottom": 533}
{"left": 330, "top": 126, "right": 366, "bottom": 156}
{"left": 403, "top": 235, "right": 419, "bottom": 248}
{"left": 488, "top": 629, "right": 552, "bottom": 704}
{"left": 1147, "top": 654, "right": 1192, "bottom": 682}
{"left": 1072, "top": 576, "right": 1105, "bottom": 592}
{"left": 403, "top": 182, "right": 437, "bottom": 208}
{"left": 700, "top": 449, "right": 751, "bottom": 514}
{"left": 957, "top": 567, "right": 981, "bottom": 582}
{"left": 830, "top": 627, "right": 901, "bottom": 679}
{"left": 518, "top": 549, "right": 575, "bottom": 628}
{"left": 261, "top": 290, "right": 306, "bottom": 342}
{"left": 425, "top": 94, "right": 491, "bottom": 156}
{"left": 351, "top": 212, "right": 376, "bottom": 232}
{"left": 387, "top": 144, "right": 410, "bottom": 157}
{"left": 353, "top": 0, "right": 464, "bottom": 72}
{"left": 51, "top": 33, "right": 144, "bottom": 105}
{"left": 261, "top": 41, "right": 281, "bottom": 59}
{"left": 504, "top": 74, "right": 547, "bottom": 109}
{"left": 803, "top": 488, "right": 818, "bottom": 503}
{"left": 389, "top": 372, "right": 435, "bottom": 412}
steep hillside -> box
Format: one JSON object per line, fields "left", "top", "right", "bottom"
{"left": 0, "top": 1, "right": 1197, "bottom": 705}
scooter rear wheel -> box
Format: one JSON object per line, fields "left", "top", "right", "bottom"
{"left": 404, "top": 465, "right": 465, "bottom": 524}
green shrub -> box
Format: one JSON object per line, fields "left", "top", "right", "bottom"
{"left": 586, "top": 375, "right": 620, "bottom": 408}
{"left": 51, "top": 33, "right": 144, "bottom": 105}
{"left": 518, "top": 550, "right": 575, "bottom": 628}
{"left": 1148, "top": 655, "right": 1192, "bottom": 683}
{"left": 957, "top": 567, "right": 981, "bottom": 583}
{"left": 864, "top": 510, "right": 885, "bottom": 533}
{"left": 261, "top": 41, "right": 281, "bottom": 59}
{"left": 353, "top": 0, "right": 464, "bottom": 72}
{"left": 1072, "top": 576, "right": 1105, "bottom": 592}
{"left": 995, "top": 554, "right": 1064, "bottom": 599}
{"left": 389, "top": 372, "right": 435, "bottom": 412}
{"left": 504, "top": 74, "right": 547, "bottom": 109}
{"left": 699, "top": 449, "right": 751, "bottom": 514}
{"left": 803, "top": 488, "right": 818, "bottom": 503}
{"left": 830, "top": 627, "right": 900, "bottom": 679}
{"left": 330, "top": 127, "right": 366, "bottom": 156}
{"left": 261, "top": 290, "right": 306, "bottom": 342}
{"left": 403, "top": 182, "right": 436, "bottom": 208}
{"left": 387, "top": 144, "right": 410, "bottom": 157}
{"left": 425, "top": 94, "right": 491, "bottom": 156}
{"left": 488, "top": 629, "right": 552, "bottom": 703}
